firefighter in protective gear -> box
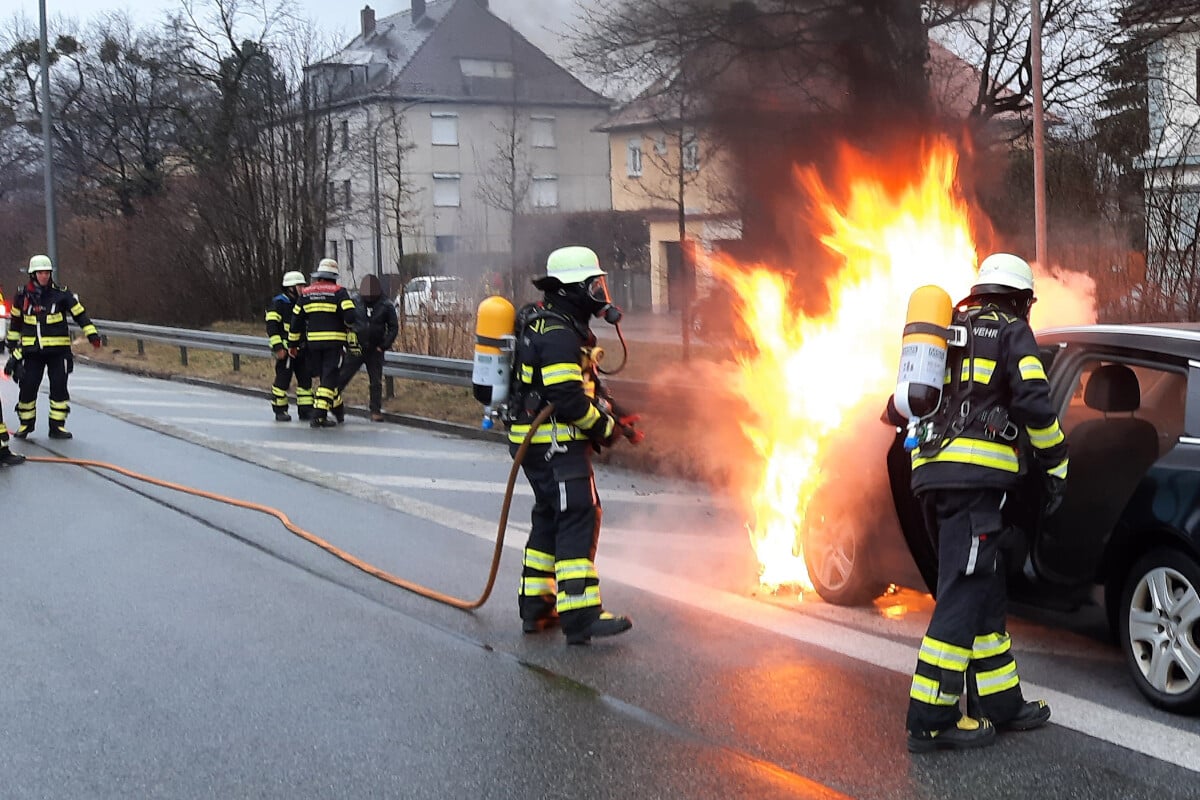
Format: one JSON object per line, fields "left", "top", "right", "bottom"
{"left": 266, "top": 270, "right": 314, "bottom": 421}
{"left": 509, "top": 245, "right": 634, "bottom": 645}
{"left": 896, "top": 253, "right": 1068, "bottom": 752}
{"left": 0, "top": 285, "right": 26, "bottom": 466}
{"left": 287, "top": 258, "right": 358, "bottom": 428}
{"left": 7, "top": 254, "right": 102, "bottom": 440}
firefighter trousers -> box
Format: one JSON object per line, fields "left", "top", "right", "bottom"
{"left": 307, "top": 346, "right": 344, "bottom": 418}
{"left": 271, "top": 351, "right": 313, "bottom": 417}
{"left": 16, "top": 349, "right": 70, "bottom": 432}
{"left": 906, "top": 487, "right": 1026, "bottom": 734}
{"left": 511, "top": 439, "right": 605, "bottom": 636}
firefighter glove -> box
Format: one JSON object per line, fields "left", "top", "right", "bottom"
{"left": 4, "top": 355, "right": 23, "bottom": 383}
{"left": 1043, "top": 474, "right": 1067, "bottom": 517}
{"left": 274, "top": 348, "right": 287, "bottom": 361}
{"left": 347, "top": 331, "right": 363, "bottom": 357}
{"left": 288, "top": 347, "right": 299, "bottom": 359}
{"left": 90, "top": 336, "right": 102, "bottom": 350}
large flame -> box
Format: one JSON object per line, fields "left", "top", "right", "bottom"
{"left": 704, "top": 139, "right": 989, "bottom": 590}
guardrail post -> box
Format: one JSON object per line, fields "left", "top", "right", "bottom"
{"left": 180, "top": 346, "right": 188, "bottom": 367}
{"left": 386, "top": 375, "right": 395, "bottom": 398}
{"left": 232, "top": 353, "right": 240, "bottom": 371}
{"left": 137, "top": 339, "right": 145, "bottom": 356}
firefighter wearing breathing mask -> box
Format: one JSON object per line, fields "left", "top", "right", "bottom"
{"left": 894, "top": 253, "right": 1068, "bottom": 753}
{"left": 509, "top": 246, "right": 634, "bottom": 645}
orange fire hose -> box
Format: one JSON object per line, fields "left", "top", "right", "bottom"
{"left": 22, "top": 404, "right": 555, "bottom": 612}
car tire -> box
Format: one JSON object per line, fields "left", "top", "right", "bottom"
{"left": 1118, "top": 547, "right": 1200, "bottom": 714}
{"left": 803, "top": 514, "right": 886, "bottom": 606}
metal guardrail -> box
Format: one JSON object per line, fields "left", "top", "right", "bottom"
{"left": 94, "top": 319, "right": 473, "bottom": 387}
{"left": 90, "top": 320, "right": 656, "bottom": 408}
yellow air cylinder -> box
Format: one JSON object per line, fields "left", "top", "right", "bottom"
{"left": 472, "top": 296, "right": 517, "bottom": 424}
{"left": 895, "top": 285, "right": 952, "bottom": 421}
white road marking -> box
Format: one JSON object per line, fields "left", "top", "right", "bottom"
{"left": 344, "top": 473, "right": 722, "bottom": 507}
{"left": 247, "top": 440, "right": 505, "bottom": 462}
{"left": 117, "top": 400, "right": 237, "bottom": 409}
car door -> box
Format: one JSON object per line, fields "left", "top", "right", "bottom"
{"left": 1030, "top": 353, "right": 1184, "bottom": 586}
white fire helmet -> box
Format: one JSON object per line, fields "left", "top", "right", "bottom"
{"left": 282, "top": 271, "right": 306, "bottom": 287}
{"left": 972, "top": 253, "right": 1034, "bottom": 296}
{"left": 28, "top": 254, "right": 53, "bottom": 274}
{"left": 315, "top": 258, "right": 339, "bottom": 279}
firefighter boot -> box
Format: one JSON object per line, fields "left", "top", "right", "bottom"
{"left": 997, "top": 700, "right": 1051, "bottom": 732}
{"left": 332, "top": 402, "right": 346, "bottom": 424}
{"left": 13, "top": 424, "right": 32, "bottom": 439}
{"left": 274, "top": 410, "right": 292, "bottom": 422}
{"left": 564, "top": 611, "right": 633, "bottom": 645}
{"left": 310, "top": 415, "right": 336, "bottom": 428}
{"left": 520, "top": 596, "right": 559, "bottom": 634}
{"left": 907, "top": 715, "right": 997, "bottom": 753}
{"left": 48, "top": 426, "right": 73, "bottom": 440}
{"left": 0, "top": 448, "right": 26, "bottom": 466}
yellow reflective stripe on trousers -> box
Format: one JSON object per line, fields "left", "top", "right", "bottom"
{"left": 918, "top": 636, "right": 972, "bottom": 671}
{"left": 972, "top": 632, "right": 1011, "bottom": 660}
{"left": 520, "top": 577, "right": 556, "bottom": 595}
{"left": 556, "top": 558, "right": 598, "bottom": 583}
{"left": 1027, "top": 419, "right": 1065, "bottom": 448}
{"left": 912, "top": 437, "right": 1020, "bottom": 472}
{"left": 1047, "top": 457, "right": 1068, "bottom": 480}
{"left": 910, "top": 674, "right": 960, "bottom": 706}
{"left": 975, "top": 661, "right": 1020, "bottom": 696}
{"left": 523, "top": 548, "right": 555, "bottom": 572}
{"left": 557, "top": 585, "right": 601, "bottom": 611}
{"left": 1019, "top": 355, "right": 1047, "bottom": 382}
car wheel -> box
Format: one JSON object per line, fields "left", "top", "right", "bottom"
{"left": 1118, "top": 547, "right": 1200, "bottom": 713}
{"left": 803, "top": 514, "right": 885, "bottom": 606}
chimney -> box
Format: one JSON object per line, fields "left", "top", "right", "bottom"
{"left": 412, "top": 0, "right": 426, "bottom": 22}
{"left": 360, "top": 5, "right": 375, "bottom": 38}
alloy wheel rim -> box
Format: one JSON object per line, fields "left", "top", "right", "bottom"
{"left": 1127, "top": 566, "right": 1200, "bottom": 696}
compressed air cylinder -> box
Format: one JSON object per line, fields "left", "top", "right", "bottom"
{"left": 895, "top": 284, "right": 953, "bottom": 422}
{"left": 472, "top": 295, "right": 517, "bottom": 419}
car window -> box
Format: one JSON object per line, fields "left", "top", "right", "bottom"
{"left": 1060, "top": 359, "right": 1186, "bottom": 458}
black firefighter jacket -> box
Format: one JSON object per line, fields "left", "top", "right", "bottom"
{"left": 7, "top": 280, "right": 100, "bottom": 353}
{"left": 909, "top": 301, "right": 1069, "bottom": 495}
{"left": 288, "top": 279, "right": 358, "bottom": 351}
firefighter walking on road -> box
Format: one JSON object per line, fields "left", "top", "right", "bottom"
{"left": 266, "top": 270, "right": 314, "bottom": 421}
{"left": 894, "top": 253, "right": 1068, "bottom": 753}
{"left": 288, "top": 258, "right": 358, "bottom": 428}
{"left": 509, "top": 246, "right": 636, "bottom": 645}
{"left": 6, "top": 254, "right": 102, "bottom": 440}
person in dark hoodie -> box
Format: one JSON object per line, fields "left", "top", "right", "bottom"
{"left": 336, "top": 274, "right": 398, "bottom": 422}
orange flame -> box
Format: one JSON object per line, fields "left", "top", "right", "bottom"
{"left": 704, "top": 139, "right": 981, "bottom": 591}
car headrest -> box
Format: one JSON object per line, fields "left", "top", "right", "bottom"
{"left": 1084, "top": 364, "right": 1141, "bottom": 413}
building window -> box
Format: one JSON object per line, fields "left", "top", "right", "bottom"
{"left": 341, "top": 119, "right": 350, "bottom": 151}
{"left": 342, "top": 179, "right": 352, "bottom": 209}
{"left": 435, "top": 235, "right": 457, "bottom": 253}
{"left": 626, "top": 137, "right": 642, "bottom": 177}
{"left": 346, "top": 238, "right": 354, "bottom": 270}
{"left": 531, "top": 116, "right": 556, "bottom": 148}
{"left": 654, "top": 134, "right": 667, "bottom": 156}
{"left": 327, "top": 180, "right": 335, "bottom": 204}
{"left": 459, "top": 58, "right": 513, "bottom": 78}
{"left": 433, "top": 173, "right": 461, "bottom": 207}
{"left": 682, "top": 129, "right": 700, "bottom": 172}
{"left": 329, "top": 240, "right": 339, "bottom": 260}
{"left": 532, "top": 175, "right": 558, "bottom": 208}
{"left": 431, "top": 112, "right": 458, "bottom": 146}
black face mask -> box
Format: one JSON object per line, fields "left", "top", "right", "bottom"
{"left": 584, "top": 276, "right": 622, "bottom": 325}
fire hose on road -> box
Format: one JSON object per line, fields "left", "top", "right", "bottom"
{"left": 21, "top": 404, "right": 557, "bottom": 612}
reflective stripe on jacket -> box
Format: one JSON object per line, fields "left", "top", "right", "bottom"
{"left": 288, "top": 280, "right": 358, "bottom": 349}
{"left": 7, "top": 281, "right": 100, "bottom": 351}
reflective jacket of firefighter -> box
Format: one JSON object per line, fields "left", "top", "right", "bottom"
{"left": 288, "top": 259, "right": 358, "bottom": 425}
{"left": 508, "top": 250, "right": 633, "bottom": 643}
{"left": 7, "top": 260, "right": 101, "bottom": 437}
{"left": 902, "top": 254, "right": 1068, "bottom": 742}
{"left": 265, "top": 271, "right": 313, "bottom": 420}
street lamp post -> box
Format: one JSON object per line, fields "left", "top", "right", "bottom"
{"left": 38, "top": 0, "right": 59, "bottom": 281}
{"left": 1031, "top": 0, "right": 1047, "bottom": 267}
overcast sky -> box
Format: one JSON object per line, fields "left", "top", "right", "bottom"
{"left": 0, "top": 0, "right": 591, "bottom": 66}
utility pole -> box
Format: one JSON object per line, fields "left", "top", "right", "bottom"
{"left": 1031, "top": 0, "right": 1047, "bottom": 267}
{"left": 38, "top": 0, "right": 59, "bottom": 281}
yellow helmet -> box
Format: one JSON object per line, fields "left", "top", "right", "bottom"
{"left": 28, "top": 254, "right": 53, "bottom": 274}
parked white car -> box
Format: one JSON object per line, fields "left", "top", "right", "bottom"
{"left": 397, "top": 275, "right": 467, "bottom": 317}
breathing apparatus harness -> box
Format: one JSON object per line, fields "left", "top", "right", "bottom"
{"left": 913, "top": 301, "right": 1019, "bottom": 458}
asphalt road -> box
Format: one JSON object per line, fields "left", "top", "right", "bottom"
{"left": 0, "top": 365, "right": 1198, "bottom": 799}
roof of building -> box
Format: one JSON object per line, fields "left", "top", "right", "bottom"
{"left": 313, "top": 0, "right": 610, "bottom": 109}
